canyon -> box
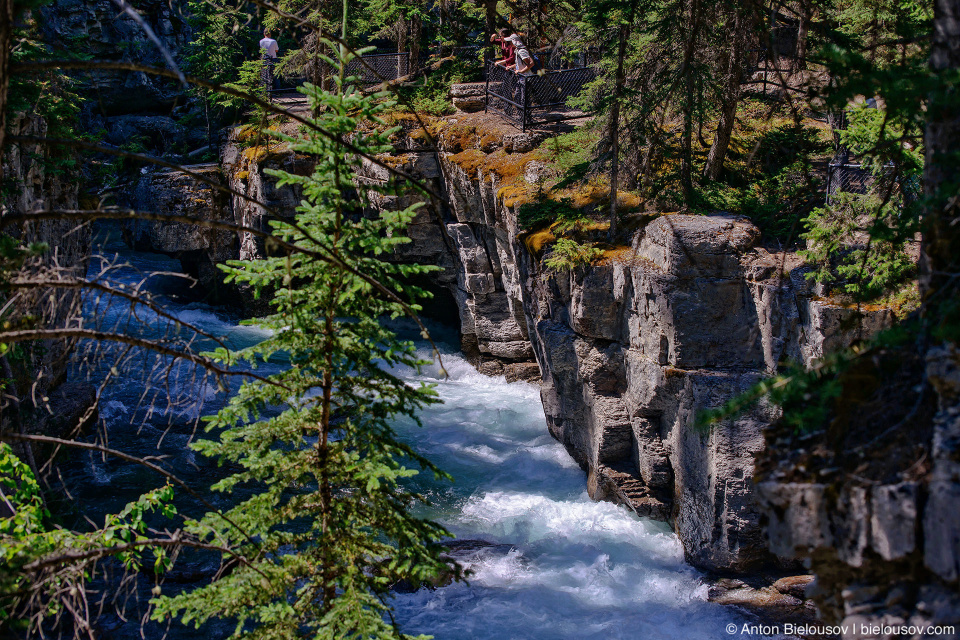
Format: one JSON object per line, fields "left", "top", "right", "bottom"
{"left": 128, "top": 107, "right": 896, "bottom": 580}
{"left": 3, "top": 0, "right": 958, "bottom": 629}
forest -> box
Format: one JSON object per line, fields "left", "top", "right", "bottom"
{"left": 1, "top": 0, "right": 958, "bottom": 638}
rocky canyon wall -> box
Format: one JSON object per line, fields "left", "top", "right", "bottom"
{"left": 194, "top": 112, "right": 893, "bottom": 578}
{"left": 1, "top": 112, "right": 96, "bottom": 463}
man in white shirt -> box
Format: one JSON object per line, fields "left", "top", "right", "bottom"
{"left": 259, "top": 29, "right": 279, "bottom": 95}
{"left": 508, "top": 35, "right": 536, "bottom": 75}
{"left": 506, "top": 34, "right": 538, "bottom": 120}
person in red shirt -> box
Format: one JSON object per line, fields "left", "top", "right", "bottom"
{"left": 490, "top": 28, "right": 516, "bottom": 68}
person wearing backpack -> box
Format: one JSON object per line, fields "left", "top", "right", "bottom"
{"left": 508, "top": 34, "right": 539, "bottom": 120}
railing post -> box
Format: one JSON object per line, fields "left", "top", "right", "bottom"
{"left": 484, "top": 62, "right": 490, "bottom": 114}
{"left": 521, "top": 74, "right": 528, "bottom": 132}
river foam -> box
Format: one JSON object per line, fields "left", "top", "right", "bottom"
{"left": 73, "top": 235, "right": 772, "bottom": 639}
{"left": 388, "top": 349, "right": 771, "bottom": 640}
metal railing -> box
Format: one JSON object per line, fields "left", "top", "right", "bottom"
{"left": 825, "top": 160, "right": 918, "bottom": 207}
{"left": 344, "top": 52, "right": 410, "bottom": 85}
{"left": 485, "top": 62, "right": 595, "bottom": 131}
{"left": 268, "top": 52, "right": 411, "bottom": 94}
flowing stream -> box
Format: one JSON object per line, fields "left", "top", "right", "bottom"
{"left": 64, "top": 228, "right": 769, "bottom": 639}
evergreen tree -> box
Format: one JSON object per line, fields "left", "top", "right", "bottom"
{"left": 151, "top": 40, "right": 454, "bottom": 639}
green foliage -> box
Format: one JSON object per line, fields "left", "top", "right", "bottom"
{"left": 182, "top": 0, "right": 260, "bottom": 117}
{"left": 543, "top": 238, "right": 603, "bottom": 273}
{"left": 392, "top": 57, "right": 482, "bottom": 117}
{"left": 800, "top": 103, "right": 923, "bottom": 300}
{"left": 1, "top": 441, "right": 177, "bottom": 630}
{"left": 517, "top": 197, "right": 584, "bottom": 232}
{"left": 151, "top": 46, "right": 452, "bottom": 638}
{"left": 802, "top": 195, "right": 916, "bottom": 299}
{"left": 6, "top": 21, "right": 83, "bottom": 175}
{"left": 399, "top": 72, "right": 456, "bottom": 116}
{"left": 216, "top": 59, "right": 271, "bottom": 114}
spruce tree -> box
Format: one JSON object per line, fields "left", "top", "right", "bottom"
{"left": 151, "top": 39, "right": 453, "bottom": 638}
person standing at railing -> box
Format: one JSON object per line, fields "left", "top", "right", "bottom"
{"left": 490, "top": 28, "right": 516, "bottom": 68}
{"left": 508, "top": 34, "right": 539, "bottom": 119}
{"left": 260, "top": 28, "right": 280, "bottom": 98}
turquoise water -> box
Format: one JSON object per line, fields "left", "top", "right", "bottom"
{"left": 67, "top": 231, "right": 767, "bottom": 639}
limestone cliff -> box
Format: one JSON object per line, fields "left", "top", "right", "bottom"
{"left": 2, "top": 112, "right": 91, "bottom": 389}
{"left": 203, "top": 111, "right": 892, "bottom": 577}
{"left": 750, "top": 341, "right": 960, "bottom": 635}
{"left": 1, "top": 112, "right": 96, "bottom": 464}
{"left": 39, "top": 0, "right": 191, "bottom": 116}
{"left": 127, "top": 164, "right": 236, "bottom": 301}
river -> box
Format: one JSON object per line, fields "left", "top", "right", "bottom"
{"left": 61, "top": 226, "right": 770, "bottom": 639}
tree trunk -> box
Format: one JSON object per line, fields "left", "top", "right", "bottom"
{"left": 484, "top": 0, "right": 497, "bottom": 68}
{"left": 0, "top": 0, "right": 14, "bottom": 163}
{"left": 608, "top": 17, "right": 630, "bottom": 242}
{"left": 921, "top": 0, "right": 960, "bottom": 314}
{"left": 703, "top": 6, "right": 749, "bottom": 181}
{"left": 794, "top": 0, "right": 810, "bottom": 71}
{"left": 409, "top": 14, "right": 422, "bottom": 74}
{"left": 679, "top": 0, "right": 701, "bottom": 204}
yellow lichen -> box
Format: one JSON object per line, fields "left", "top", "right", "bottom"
{"left": 498, "top": 183, "right": 530, "bottom": 209}
{"left": 241, "top": 142, "right": 289, "bottom": 164}
{"left": 235, "top": 124, "right": 281, "bottom": 144}
{"left": 449, "top": 148, "right": 487, "bottom": 174}
{"left": 522, "top": 229, "right": 556, "bottom": 254}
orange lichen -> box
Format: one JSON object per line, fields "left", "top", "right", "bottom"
{"left": 569, "top": 181, "right": 609, "bottom": 208}
{"left": 439, "top": 123, "right": 478, "bottom": 153}
{"left": 448, "top": 148, "right": 487, "bottom": 174}
{"left": 478, "top": 130, "right": 502, "bottom": 151}
{"left": 376, "top": 153, "right": 410, "bottom": 169}
{"left": 235, "top": 124, "right": 281, "bottom": 144}
{"left": 597, "top": 246, "right": 662, "bottom": 268}
{"left": 242, "top": 142, "right": 289, "bottom": 164}
{"left": 522, "top": 228, "right": 557, "bottom": 254}
{"left": 409, "top": 127, "right": 430, "bottom": 142}
{"left": 810, "top": 296, "right": 886, "bottom": 312}
{"left": 615, "top": 192, "right": 643, "bottom": 212}
{"left": 498, "top": 182, "right": 531, "bottom": 209}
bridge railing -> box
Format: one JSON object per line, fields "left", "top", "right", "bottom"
{"left": 485, "top": 62, "right": 595, "bottom": 131}
{"left": 825, "top": 160, "right": 919, "bottom": 207}
{"left": 268, "top": 52, "right": 412, "bottom": 94}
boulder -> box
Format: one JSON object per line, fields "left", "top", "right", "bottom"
{"left": 450, "top": 83, "right": 486, "bottom": 112}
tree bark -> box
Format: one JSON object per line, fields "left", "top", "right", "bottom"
{"left": 608, "top": 16, "right": 630, "bottom": 242}
{"left": 703, "top": 6, "right": 749, "bottom": 181}
{"left": 679, "top": 0, "right": 701, "bottom": 204}
{"left": 794, "top": 0, "right": 810, "bottom": 71}
{"left": 408, "top": 14, "right": 422, "bottom": 73}
{"left": 921, "top": 0, "right": 960, "bottom": 311}
{"left": 0, "top": 0, "right": 14, "bottom": 165}
{"left": 484, "top": 0, "right": 497, "bottom": 67}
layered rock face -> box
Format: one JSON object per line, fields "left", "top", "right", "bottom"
{"left": 752, "top": 345, "right": 960, "bottom": 636}
{"left": 39, "top": 0, "right": 191, "bottom": 116}
{"left": 2, "top": 113, "right": 91, "bottom": 389}
{"left": 189, "top": 112, "right": 892, "bottom": 575}
{"left": 523, "top": 215, "right": 892, "bottom": 573}
{"left": 355, "top": 119, "right": 890, "bottom": 573}
{"left": 127, "top": 165, "right": 236, "bottom": 300}
{"left": 1, "top": 113, "right": 96, "bottom": 463}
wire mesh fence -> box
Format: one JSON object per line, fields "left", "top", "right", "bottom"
{"left": 540, "top": 45, "right": 602, "bottom": 70}
{"left": 344, "top": 52, "right": 410, "bottom": 85}
{"left": 267, "top": 52, "right": 411, "bottom": 94}
{"left": 485, "top": 63, "right": 595, "bottom": 130}
{"left": 825, "top": 160, "right": 919, "bottom": 207}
